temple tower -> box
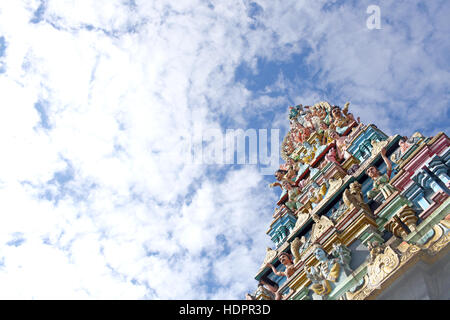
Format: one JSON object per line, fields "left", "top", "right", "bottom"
{"left": 247, "top": 102, "right": 450, "bottom": 300}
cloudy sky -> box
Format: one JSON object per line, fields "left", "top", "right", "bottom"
{"left": 0, "top": 0, "right": 448, "bottom": 299}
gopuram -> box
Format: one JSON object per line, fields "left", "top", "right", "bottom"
{"left": 246, "top": 102, "right": 450, "bottom": 300}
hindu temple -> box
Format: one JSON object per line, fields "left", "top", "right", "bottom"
{"left": 246, "top": 102, "right": 450, "bottom": 300}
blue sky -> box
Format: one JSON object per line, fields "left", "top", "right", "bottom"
{"left": 0, "top": 0, "right": 448, "bottom": 299}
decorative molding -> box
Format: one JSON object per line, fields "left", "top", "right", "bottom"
{"left": 366, "top": 245, "right": 400, "bottom": 289}
{"left": 311, "top": 214, "right": 335, "bottom": 243}
{"left": 259, "top": 248, "right": 278, "bottom": 270}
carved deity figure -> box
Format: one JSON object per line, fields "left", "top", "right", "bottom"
{"left": 266, "top": 252, "right": 297, "bottom": 300}
{"left": 282, "top": 181, "right": 302, "bottom": 212}
{"left": 268, "top": 169, "right": 288, "bottom": 190}
{"left": 304, "top": 246, "right": 341, "bottom": 297}
{"left": 331, "top": 106, "right": 348, "bottom": 129}
{"left": 309, "top": 182, "right": 329, "bottom": 206}
{"left": 331, "top": 243, "right": 352, "bottom": 275}
{"left": 280, "top": 158, "right": 299, "bottom": 183}
{"left": 258, "top": 278, "right": 280, "bottom": 300}
{"left": 292, "top": 122, "right": 312, "bottom": 145}
{"left": 288, "top": 104, "right": 305, "bottom": 122}
{"left": 318, "top": 122, "right": 333, "bottom": 145}
{"left": 325, "top": 147, "right": 340, "bottom": 165}
{"left": 298, "top": 182, "right": 328, "bottom": 214}
{"left": 331, "top": 102, "right": 357, "bottom": 129}
{"left": 399, "top": 138, "right": 412, "bottom": 154}
{"left": 391, "top": 134, "right": 425, "bottom": 163}
{"left": 366, "top": 147, "right": 397, "bottom": 200}
{"left": 291, "top": 235, "right": 312, "bottom": 264}
{"left": 367, "top": 241, "right": 385, "bottom": 263}
{"left": 329, "top": 130, "right": 351, "bottom": 161}
{"left": 343, "top": 181, "right": 371, "bottom": 213}
{"left": 298, "top": 140, "right": 319, "bottom": 165}
{"left": 310, "top": 104, "right": 331, "bottom": 130}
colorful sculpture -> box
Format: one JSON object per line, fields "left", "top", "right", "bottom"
{"left": 268, "top": 169, "right": 288, "bottom": 190}
{"left": 265, "top": 252, "right": 298, "bottom": 300}
{"left": 325, "top": 147, "right": 340, "bottom": 165}
{"left": 283, "top": 181, "right": 302, "bottom": 211}
{"left": 366, "top": 147, "right": 397, "bottom": 200}
{"left": 343, "top": 181, "right": 371, "bottom": 213}
{"left": 304, "top": 246, "right": 341, "bottom": 297}
{"left": 329, "top": 130, "right": 351, "bottom": 161}
{"left": 253, "top": 100, "right": 448, "bottom": 301}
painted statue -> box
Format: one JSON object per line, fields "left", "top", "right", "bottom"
{"left": 290, "top": 236, "right": 312, "bottom": 264}
{"left": 391, "top": 134, "right": 425, "bottom": 163}
{"left": 367, "top": 241, "right": 385, "bottom": 263}
{"left": 266, "top": 252, "right": 297, "bottom": 300}
{"left": 331, "top": 102, "right": 357, "bottom": 130}
{"left": 331, "top": 242, "right": 352, "bottom": 275}
{"left": 283, "top": 181, "right": 302, "bottom": 212}
{"left": 343, "top": 181, "right": 372, "bottom": 214}
{"left": 268, "top": 169, "right": 288, "bottom": 190}
{"left": 280, "top": 158, "right": 299, "bottom": 183}
{"left": 258, "top": 278, "right": 280, "bottom": 300}
{"left": 304, "top": 245, "right": 341, "bottom": 297}
{"left": 329, "top": 130, "right": 351, "bottom": 161}
{"left": 366, "top": 147, "right": 397, "bottom": 200}
{"left": 325, "top": 146, "right": 340, "bottom": 165}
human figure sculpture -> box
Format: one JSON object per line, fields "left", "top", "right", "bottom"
{"left": 303, "top": 112, "right": 316, "bottom": 131}
{"left": 398, "top": 138, "right": 412, "bottom": 154}
{"left": 281, "top": 138, "right": 296, "bottom": 160}
{"left": 325, "top": 147, "right": 340, "bottom": 165}
{"left": 258, "top": 279, "right": 280, "bottom": 300}
{"left": 318, "top": 122, "right": 332, "bottom": 145}
{"left": 329, "top": 130, "right": 351, "bottom": 160}
{"left": 309, "top": 182, "right": 329, "bottom": 206}
{"left": 266, "top": 252, "right": 297, "bottom": 300}
{"left": 391, "top": 135, "right": 424, "bottom": 163}
{"left": 297, "top": 182, "right": 327, "bottom": 215}
{"left": 331, "top": 242, "right": 352, "bottom": 275}
{"left": 292, "top": 122, "right": 312, "bottom": 145}
{"left": 280, "top": 158, "right": 299, "bottom": 183}
{"left": 266, "top": 252, "right": 297, "bottom": 279}
{"left": 283, "top": 181, "right": 302, "bottom": 212}
{"left": 315, "top": 105, "right": 331, "bottom": 125}
{"left": 268, "top": 169, "right": 288, "bottom": 190}
{"left": 343, "top": 181, "right": 371, "bottom": 213}
{"left": 331, "top": 103, "right": 357, "bottom": 129}
{"left": 304, "top": 246, "right": 341, "bottom": 297}
{"left": 367, "top": 241, "right": 385, "bottom": 263}
{"left": 366, "top": 147, "right": 397, "bottom": 200}
{"left": 331, "top": 106, "right": 350, "bottom": 129}
{"left": 288, "top": 104, "right": 304, "bottom": 121}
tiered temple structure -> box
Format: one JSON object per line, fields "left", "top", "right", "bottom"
{"left": 247, "top": 102, "right": 450, "bottom": 300}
